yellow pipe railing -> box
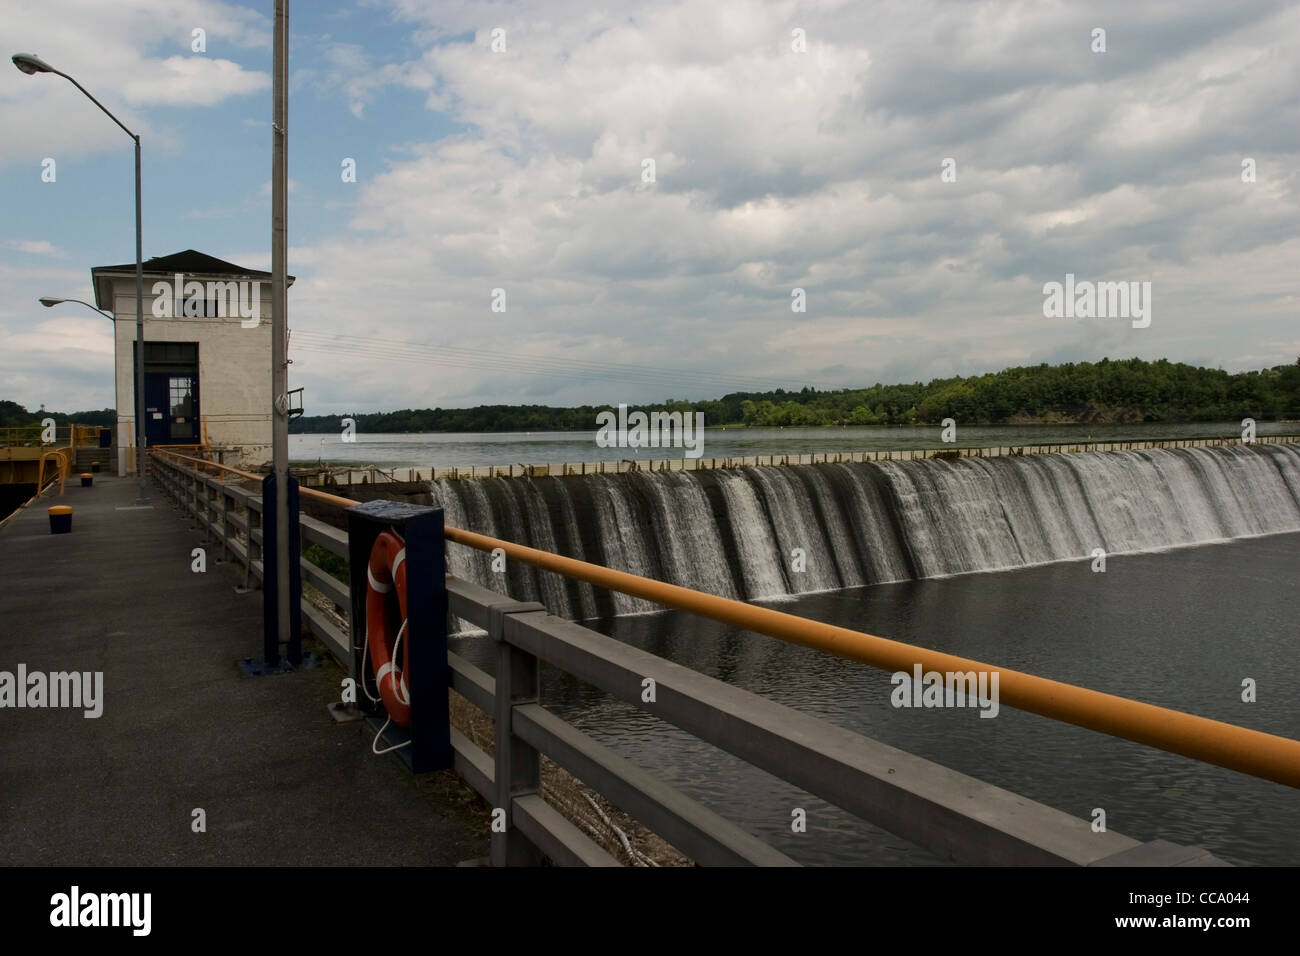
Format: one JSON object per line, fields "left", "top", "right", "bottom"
{"left": 0, "top": 423, "right": 102, "bottom": 448}
{"left": 0, "top": 426, "right": 43, "bottom": 447}
{"left": 155, "top": 442, "right": 210, "bottom": 458}
{"left": 150, "top": 447, "right": 1300, "bottom": 789}
{"left": 37, "top": 449, "right": 69, "bottom": 496}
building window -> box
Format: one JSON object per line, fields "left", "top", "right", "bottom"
{"left": 169, "top": 376, "right": 194, "bottom": 419}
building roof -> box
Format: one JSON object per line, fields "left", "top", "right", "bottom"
{"left": 91, "top": 249, "right": 294, "bottom": 309}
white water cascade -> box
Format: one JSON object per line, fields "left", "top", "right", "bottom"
{"left": 426, "top": 444, "right": 1300, "bottom": 620}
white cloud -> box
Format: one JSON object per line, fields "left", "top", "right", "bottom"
{"left": 121, "top": 56, "right": 268, "bottom": 107}
{"left": 5, "top": 0, "right": 1298, "bottom": 411}
{"left": 0, "top": 314, "right": 115, "bottom": 411}
{"left": 6, "top": 239, "right": 60, "bottom": 255}
{"left": 273, "top": 0, "right": 1300, "bottom": 410}
{"left": 0, "top": 0, "right": 269, "bottom": 164}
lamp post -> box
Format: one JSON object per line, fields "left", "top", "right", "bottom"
{"left": 39, "top": 296, "right": 113, "bottom": 318}
{"left": 14, "top": 53, "right": 149, "bottom": 504}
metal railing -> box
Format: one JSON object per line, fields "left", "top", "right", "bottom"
{"left": 149, "top": 448, "right": 347, "bottom": 661}
{"left": 37, "top": 449, "right": 70, "bottom": 495}
{"left": 148, "top": 446, "right": 1294, "bottom": 865}
{"left": 154, "top": 442, "right": 211, "bottom": 458}
{"left": 0, "top": 423, "right": 100, "bottom": 449}
{"left": 0, "top": 424, "right": 94, "bottom": 501}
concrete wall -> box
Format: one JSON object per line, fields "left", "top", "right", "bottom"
{"left": 105, "top": 275, "right": 276, "bottom": 474}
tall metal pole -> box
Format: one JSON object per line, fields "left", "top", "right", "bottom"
{"left": 272, "top": 0, "right": 291, "bottom": 657}
{"left": 10, "top": 55, "right": 151, "bottom": 499}
{"left": 134, "top": 134, "right": 149, "bottom": 504}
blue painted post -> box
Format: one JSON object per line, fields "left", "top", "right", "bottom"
{"left": 347, "top": 500, "right": 452, "bottom": 773}
{"left": 261, "top": 472, "right": 302, "bottom": 667}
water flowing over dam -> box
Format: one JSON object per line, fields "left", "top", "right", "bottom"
{"left": 428, "top": 443, "right": 1300, "bottom": 623}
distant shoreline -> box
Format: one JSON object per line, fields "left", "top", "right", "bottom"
{"left": 290, "top": 419, "right": 1300, "bottom": 437}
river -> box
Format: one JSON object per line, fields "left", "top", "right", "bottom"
{"left": 291, "top": 421, "right": 1299, "bottom": 469}
{"left": 450, "top": 531, "right": 1300, "bottom": 866}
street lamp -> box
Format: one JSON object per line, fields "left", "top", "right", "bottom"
{"left": 14, "top": 53, "right": 149, "bottom": 504}
{"left": 39, "top": 296, "right": 114, "bottom": 318}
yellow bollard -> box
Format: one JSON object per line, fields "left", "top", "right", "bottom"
{"left": 48, "top": 505, "right": 73, "bottom": 534}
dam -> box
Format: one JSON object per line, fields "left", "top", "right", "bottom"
{"left": 424, "top": 442, "right": 1300, "bottom": 623}
{"left": 7, "top": 435, "right": 1299, "bottom": 868}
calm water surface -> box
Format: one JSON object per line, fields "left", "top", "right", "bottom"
{"left": 451, "top": 532, "right": 1300, "bottom": 866}
{"left": 293, "top": 422, "right": 1299, "bottom": 469}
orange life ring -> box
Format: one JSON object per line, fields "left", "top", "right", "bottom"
{"left": 366, "top": 529, "right": 411, "bottom": 727}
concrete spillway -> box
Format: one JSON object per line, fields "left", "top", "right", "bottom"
{"left": 428, "top": 443, "right": 1300, "bottom": 623}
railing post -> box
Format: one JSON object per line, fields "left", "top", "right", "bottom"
{"left": 243, "top": 499, "right": 257, "bottom": 592}
{"left": 261, "top": 471, "right": 302, "bottom": 668}
{"left": 221, "top": 487, "right": 234, "bottom": 563}
{"left": 208, "top": 481, "right": 221, "bottom": 550}
{"left": 491, "top": 600, "right": 547, "bottom": 866}
{"left": 202, "top": 478, "right": 215, "bottom": 542}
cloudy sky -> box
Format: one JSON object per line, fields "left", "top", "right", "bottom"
{"left": 1, "top": 0, "right": 1296, "bottom": 415}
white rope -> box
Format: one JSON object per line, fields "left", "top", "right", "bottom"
{"left": 371, "top": 713, "right": 409, "bottom": 755}
{"left": 370, "top": 617, "right": 410, "bottom": 754}
{"left": 363, "top": 536, "right": 411, "bottom": 753}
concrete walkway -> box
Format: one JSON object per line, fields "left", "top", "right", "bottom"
{"left": 0, "top": 475, "right": 487, "bottom": 865}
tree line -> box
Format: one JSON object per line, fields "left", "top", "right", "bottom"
{"left": 286, "top": 357, "right": 1300, "bottom": 433}
{"left": 0, "top": 401, "right": 115, "bottom": 428}
{"left": 10, "top": 358, "right": 1296, "bottom": 435}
